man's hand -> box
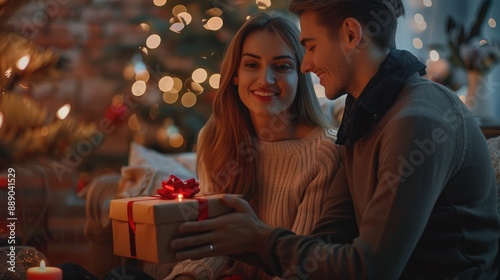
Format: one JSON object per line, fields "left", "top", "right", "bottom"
{"left": 170, "top": 194, "right": 273, "bottom": 261}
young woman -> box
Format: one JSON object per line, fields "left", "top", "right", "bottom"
{"left": 160, "top": 11, "right": 342, "bottom": 280}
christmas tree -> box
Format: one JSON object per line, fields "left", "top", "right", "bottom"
{"left": 0, "top": 0, "right": 96, "bottom": 169}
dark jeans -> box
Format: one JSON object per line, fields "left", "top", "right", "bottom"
{"left": 59, "top": 263, "right": 155, "bottom": 280}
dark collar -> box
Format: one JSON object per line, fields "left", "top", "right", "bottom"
{"left": 336, "top": 49, "right": 427, "bottom": 145}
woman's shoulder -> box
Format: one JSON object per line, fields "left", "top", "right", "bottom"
{"left": 307, "top": 127, "right": 342, "bottom": 155}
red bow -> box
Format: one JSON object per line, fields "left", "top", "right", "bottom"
{"left": 157, "top": 175, "right": 200, "bottom": 199}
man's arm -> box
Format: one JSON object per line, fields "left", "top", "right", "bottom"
{"left": 257, "top": 112, "right": 459, "bottom": 278}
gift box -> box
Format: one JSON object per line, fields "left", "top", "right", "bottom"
{"left": 109, "top": 193, "right": 233, "bottom": 263}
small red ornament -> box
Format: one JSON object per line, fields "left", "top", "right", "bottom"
{"left": 0, "top": 177, "right": 7, "bottom": 189}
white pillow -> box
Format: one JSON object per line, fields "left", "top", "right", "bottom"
{"left": 117, "top": 143, "right": 197, "bottom": 198}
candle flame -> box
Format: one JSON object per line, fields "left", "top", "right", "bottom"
{"left": 40, "top": 260, "right": 46, "bottom": 271}
{"left": 177, "top": 194, "right": 183, "bottom": 202}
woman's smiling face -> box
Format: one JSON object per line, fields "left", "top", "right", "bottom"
{"left": 235, "top": 29, "right": 299, "bottom": 119}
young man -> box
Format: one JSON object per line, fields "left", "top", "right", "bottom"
{"left": 171, "top": 1, "right": 500, "bottom": 278}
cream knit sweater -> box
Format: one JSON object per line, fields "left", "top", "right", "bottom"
{"left": 160, "top": 127, "right": 341, "bottom": 280}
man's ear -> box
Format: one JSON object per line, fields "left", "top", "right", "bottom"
{"left": 234, "top": 76, "right": 239, "bottom": 85}
{"left": 341, "top": 17, "right": 363, "bottom": 48}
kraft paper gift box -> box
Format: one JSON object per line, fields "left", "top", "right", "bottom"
{"left": 109, "top": 193, "right": 233, "bottom": 263}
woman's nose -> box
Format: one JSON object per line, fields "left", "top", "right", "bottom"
{"left": 259, "top": 67, "right": 275, "bottom": 84}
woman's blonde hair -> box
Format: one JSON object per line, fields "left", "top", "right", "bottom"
{"left": 197, "top": 12, "right": 330, "bottom": 207}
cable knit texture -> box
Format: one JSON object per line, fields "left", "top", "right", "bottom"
{"left": 487, "top": 136, "right": 500, "bottom": 187}
{"left": 166, "top": 127, "right": 341, "bottom": 280}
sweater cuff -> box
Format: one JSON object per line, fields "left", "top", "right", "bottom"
{"left": 258, "top": 227, "right": 296, "bottom": 276}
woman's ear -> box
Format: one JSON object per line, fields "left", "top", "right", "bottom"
{"left": 233, "top": 76, "right": 239, "bottom": 85}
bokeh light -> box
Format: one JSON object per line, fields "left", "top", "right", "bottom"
{"left": 128, "top": 114, "right": 141, "bottom": 131}
{"left": 153, "top": 0, "right": 167, "bottom": 6}
{"left": 417, "top": 21, "right": 427, "bottom": 31}
{"left": 169, "top": 133, "right": 184, "bottom": 148}
{"left": 178, "top": 12, "right": 192, "bottom": 25}
{"left": 206, "top": 17, "right": 223, "bottom": 31}
{"left": 430, "top": 50, "right": 440, "bottom": 61}
{"left": 132, "top": 81, "right": 147, "bottom": 96}
{"left": 146, "top": 34, "right": 161, "bottom": 49}
{"left": 169, "top": 17, "right": 185, "bottom": 33}
{"left": 163, "top": 91, "right": 179, "bottom": 104}
{"left": 256, "top": 0, "right": 271, "bottom": 9}
{"left": 16, "top": 55, "right": 30, "bottom": 70}
{"left": 489, "top": 18, "right": 497, "bottom": 28}
{"left": 209, "top": 74, "right": 221, "bottom": 89}
{"left": 172, "top": 5, "right": 187, "bottom": 16}
{"left": 185, "top": 79, "right": 204, "bottom": 95}
{"left": 414, "top": 14, "right": 424, "bottom": 23}
{"left": 413, "top": 38, "right": 423, "bottom": 49}
{"left": 57, "top": 104, "right": 71, "bottom": 120}
{"left": 206, "top": 7, "right": 223, "bottom": 17}
{"left": 159, "top": 76, "right": 174, "bottom": 92}
{"left": 138, "top": 23, "right": 150, "bottom": 33}
{"left": 181, "top": 92, "right": 197, "bottom": 107}
{"left": 172, "top": 77, "right": 183, "bottom": 93}
{"left": 192, "top": 68, "right": 208, "bottom": 83}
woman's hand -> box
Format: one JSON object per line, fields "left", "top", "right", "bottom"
{"left": 170, "top": 194, "right": 273, "bottom": 261}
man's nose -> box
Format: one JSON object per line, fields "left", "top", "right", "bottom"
{"left": 301, "top": 57, "right": 313, "bottom": 74}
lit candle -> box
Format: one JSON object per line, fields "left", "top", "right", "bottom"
{"left": 177, "top": 193, "right": 183, "bottom": 202}
{"left": 27, "top": 260, "right": 62, "bottom": 280}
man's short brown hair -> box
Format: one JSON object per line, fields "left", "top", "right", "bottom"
{"left": 289, "top": 0, "right": 405, "bottom": 49}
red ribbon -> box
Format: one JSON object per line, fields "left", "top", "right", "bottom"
{"left": 126, "top": 175, "right": 204, "bottom": 258}
{"left": 157, "top": 175, "right": 200, "bottom": 199}
{"left": 127, "top": 200, "right": 138, "bottom": 258}
{"left": 127, "top": 197, "right": 158, "bottom": 258}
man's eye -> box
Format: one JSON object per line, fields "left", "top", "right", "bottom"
{"left": 307, "top": 46, "right": 316, "bottom": 52}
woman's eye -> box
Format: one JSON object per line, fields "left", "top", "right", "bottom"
{"left": 308, "top": 46, "right": 316, "bottom": 52}
{"left": 245, "top": 63, "right": 258, "bottom": 69}
{"left": 276, "top": 64, "right": 292, "bottom": 71}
